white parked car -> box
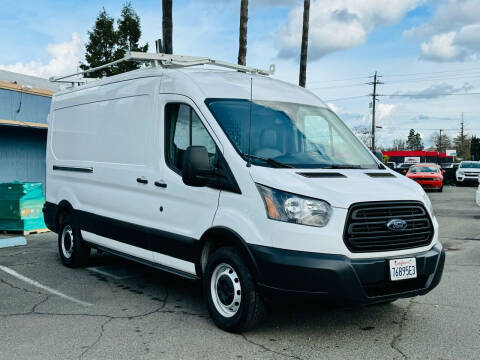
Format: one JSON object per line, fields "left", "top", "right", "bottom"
{"left": 43, "top": 53, "right": 445, "bottom": 332}
{"left": 456, "top": 161, "right": 480, "bottom": 185}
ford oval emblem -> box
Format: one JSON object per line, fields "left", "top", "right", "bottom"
{"left": 386, "top": 219, "right": 407, "bottom": 231}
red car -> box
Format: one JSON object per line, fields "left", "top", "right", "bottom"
{"left": 405, "top": 163, "right": 445, "bottom": 191}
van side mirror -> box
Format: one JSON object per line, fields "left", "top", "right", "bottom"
{"left": 182, "top": 146, "right": 214, "bottom": 187}
{"left": 442, "top": 170, "right": 446, "bottom": 174}
{"left": 374, "top": 150, "right": 383, "bottom": 162}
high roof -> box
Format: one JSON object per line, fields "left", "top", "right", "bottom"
{"left": 54, "top": 67, "right": 326, "bottom": 108}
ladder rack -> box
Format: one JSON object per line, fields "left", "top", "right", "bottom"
{"left": 50, "top": 52, "right": 275, "bottom": 83}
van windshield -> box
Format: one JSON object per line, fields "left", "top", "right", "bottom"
{"left": 205, "top": 99, "right": 378, "bottom": 169}
{"left": 409, "top": 165, "right": 438, "bottom": 173}
{"left": 460, "top": 161, "right": 480, "bottom": 168}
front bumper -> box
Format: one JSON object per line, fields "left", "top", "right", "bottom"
{"left": 456, "top": 175, "right": 479, "bottom": 183}
{"left": 413, "top": 180, "right": 443, "bottom": 189}
{"left": 250, "top": 243, "right": 445, "bottom": 304}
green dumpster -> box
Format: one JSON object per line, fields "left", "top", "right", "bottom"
{"left": 0, "top": 182, "right": 47, "bottom": 232}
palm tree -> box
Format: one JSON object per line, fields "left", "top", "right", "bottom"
{"left": 162, "top": 0, "right": 173, "bottom": 54}
{"left": 299, "top": 0, "right": 310, "bottom": 87}
{"left": 238, "top": 0, "right": 248, "bottom": 66}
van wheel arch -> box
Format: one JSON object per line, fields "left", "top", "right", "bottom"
{"left": 56, "top": 200, "right": 74, "bottom": 230}
{"left": 198, "top": 227, "right": 259, "bottom": 279}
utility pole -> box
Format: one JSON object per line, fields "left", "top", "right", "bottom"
{"left": 438, "top": 129, "right": 443, "bottom": 154}
{"left": 460, "top": 112, "right": 464, "bottom": 154}
{"left": 298, "top": 0, "right": 310, "bottom": 88}
{"left": 162, "top": 0, "right": 173, "bottom": 54}
{"left": 368, "top": 71, "right": 383, "bottom": 152}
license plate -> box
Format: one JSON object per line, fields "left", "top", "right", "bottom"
{"left": 389, "top": 258, "right": 417, "bottom": 281}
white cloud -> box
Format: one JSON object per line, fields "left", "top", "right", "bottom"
{"left": 377, "top": 103, "right": 396, "bottom": 121}
{"left": 0, "top": 33, "right": 83, "bottom": 78}
{"left": 391, "top": 82, "right": 474, "bottom": 99}
{"left": 276, "top": 0, "right": 422, "bottom": 60}
{"left": 405, "top": 0, "right": 480, "bottom": 62}
{"left": 420, "top": 32, "right": 462, "bottom": 62}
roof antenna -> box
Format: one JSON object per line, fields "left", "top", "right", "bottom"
{"left": 246, "top": 77, "right": 253, "bottom": 167}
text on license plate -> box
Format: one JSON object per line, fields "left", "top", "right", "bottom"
{"left": 389, "top": 257, "right": 417, "bottom": 281}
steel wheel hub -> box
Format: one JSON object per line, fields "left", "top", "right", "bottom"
{"left": 210, "top": 263, "right": 242, "bottom": 318}
{"left": 61, "top": 225, "right": 74, "bottom": 259}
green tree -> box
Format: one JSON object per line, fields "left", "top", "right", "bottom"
{"left": 80, "top": 9, "right": 118, "bottom": 78}
{"left": 471, "top": 136, "right": 480, "bottom": 160}
{"left": 115, "top": 2, "right": 149, "bottom": 73}
{"left": 406, "top": 129, "right": 424, "bottom": 150}
{"left": 391, "top": 138, "right": 407, "bottom": 150}
{"left": 81, "top": 5, "right": 148, "bottom": 78}
{"left": 431, "top": 132, "right": 451, "bottom": 153}
{"left": 454, "top": 132, "right": 471, "bottom": 160}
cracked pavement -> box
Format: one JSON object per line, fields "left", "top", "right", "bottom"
{"left": 1, "top": 186, "right": 479, "bottom": 359}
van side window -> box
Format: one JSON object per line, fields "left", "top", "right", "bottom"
{"left": 165, "top": 103, "right": 217, "bottom": 174}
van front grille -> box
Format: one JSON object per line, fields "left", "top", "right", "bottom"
{"left": 343, "top": 201, "right": 434, "bottom": 252}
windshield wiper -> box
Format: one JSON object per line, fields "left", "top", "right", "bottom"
{"left": 242, "top": 154, "right": 294, "bottom": 168}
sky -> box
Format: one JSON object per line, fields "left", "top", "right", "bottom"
{"left": 1, "top": 0, "right": 479, "bottom": 148}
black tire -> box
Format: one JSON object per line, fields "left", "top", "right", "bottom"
{"left": 58, "top": 213, "right": 90, "bottom": 267}
{"left": 203, "top": 247, "right": 265, "bottom": 333}
{"left": 438, "top": 185, "right": 443, "bottom": 192}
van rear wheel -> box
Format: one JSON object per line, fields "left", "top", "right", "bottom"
{"left": 58, "top": 214, "right": 90, "bottom": 267}
{"left": 203, "top": 247, "right": 265, "bottom": 332}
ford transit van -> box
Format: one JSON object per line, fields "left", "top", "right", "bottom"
{"left": 43, "top": 55, "right": 445, "bottom": 332}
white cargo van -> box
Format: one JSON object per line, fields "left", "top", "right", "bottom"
{"left": 44, "top": 53, "right": 444, "bottom": 332}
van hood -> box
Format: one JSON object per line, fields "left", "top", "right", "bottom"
{"left": 249, "top": 167, "right": 426, "bottom": 209}
{"left": 458, "top": 167, "right": 480, "bottom": 173}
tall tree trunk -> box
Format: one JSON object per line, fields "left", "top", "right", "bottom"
{"left": 162, "top": 0, "right": 173, "bottom": 54}
{"left": 299, "top": 0, "right": 310, "bottom": 88}
{"left": 238, "top": 0, "right": 248, "bottom": 66}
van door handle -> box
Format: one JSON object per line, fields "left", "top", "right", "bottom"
{"left": 154, "top": 181, "right": 167, "bottom": 188}
{"left": 137, "top": 177, "right": 148, "bottom": 184}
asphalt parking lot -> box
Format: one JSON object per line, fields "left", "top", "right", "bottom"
{"left": 1, "top": 186, "right": 479, "bottom": 360}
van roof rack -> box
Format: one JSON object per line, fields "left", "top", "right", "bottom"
{"left": 50, "top": 51, "right": 275, "bottom": 83}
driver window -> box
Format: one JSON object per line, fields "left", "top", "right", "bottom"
{"left": 304, "top": 116, "right": 331, "bottom": 153}
{"left": 165, "top": 103, "right": 217, "bottom": 174}
{"left": 303, "top": 115, "right": 355, "bottom": 162}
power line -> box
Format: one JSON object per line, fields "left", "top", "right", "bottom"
{"left": 312, "top": 73, "right": 480, "bottom": 89}
{"left": 382, "top": 73, "right": 480, "bottom": 84}
{"left": 308, "top": 66, "right": 480, "bottom": 84}
{"left": 324, "top": 95, "right": 368, "bottom": 102}
{"left": 308, "top": 83, "right": 368, "bottom": 90}
{"left": 379, "top": 92, "right": 480, "bottom": 97}
{"left": 382, "top": 67, "right": 480, "bottom": 78}
{"left": 308, "top": 75, "right": 369, "bottom": 84}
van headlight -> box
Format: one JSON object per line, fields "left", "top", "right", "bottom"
{"left": 256, "top": 184, "right": 332, "bottom": 227}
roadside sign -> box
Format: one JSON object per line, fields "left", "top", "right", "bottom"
{"left": 404, "top": 157, "right": 420, "bottom": 163}
{"left": 446, "top": 149, "right": 457, "bottom": 156}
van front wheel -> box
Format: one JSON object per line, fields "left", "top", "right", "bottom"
{"left": 58, "top": 214, "right": 90, "bottom": 267}
{"left": 203, "top": 247, "right": 265, "bottom": 332}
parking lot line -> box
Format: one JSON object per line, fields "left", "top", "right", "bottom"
{"left": 0, "top": 265, "right": 92, "bottom": 307}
